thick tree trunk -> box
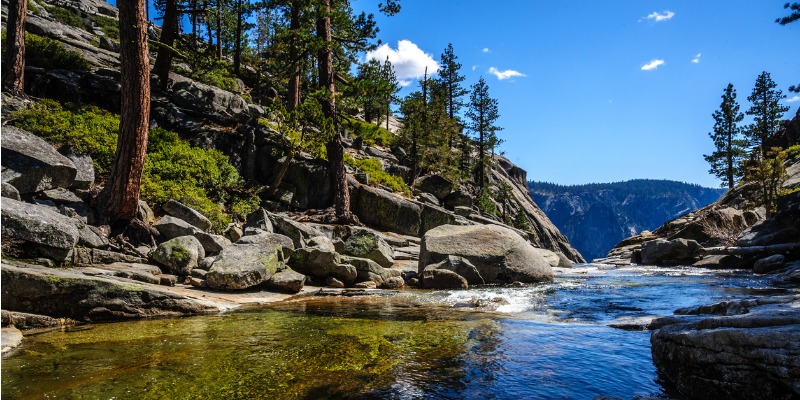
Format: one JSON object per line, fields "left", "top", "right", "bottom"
{"left": 2, "top": 0, "right": 27, "bottom": 96}
{"left": 317, "top": 0, "right": 353, "bottom": 222}
{"left": 153, "top": 0, "right": 178, "bottom": 91}
{"left": 99, "top": 0, "right": 151, "bottom": 223}
{"left": 286, "top": 0, "right": 301, "bottom": 111}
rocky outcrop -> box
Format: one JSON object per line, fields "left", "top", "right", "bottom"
{"left": 1, "top": 262, "right": 219, "bottom": 321}
{"left": 1, "top": 198, "right": 79, "bottom": 260}
{"left": 350, "top": 183, "right": 422, "bottom": 237}
{"left": 651, "top": 296, "right": 800, "bottom": 399}
{"left": 419, "top": 224, "right": 554, "bottom": 284}
{"left": 1, "top": 126, "right": 78, "bottom": 193}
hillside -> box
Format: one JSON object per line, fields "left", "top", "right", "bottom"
{"left": 529, "top": 180, "right": 726, "bottom": 260}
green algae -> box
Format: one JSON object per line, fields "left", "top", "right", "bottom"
{"left": 1, "top": 305, "right": 497, "bottom": 400}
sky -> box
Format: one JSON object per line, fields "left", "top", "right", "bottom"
{"left": 351, "top": 1, "right": 800, "bottom": 188}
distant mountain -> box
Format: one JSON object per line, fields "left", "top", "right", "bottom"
{"left": 528, "top": 180, "right": 726, "bottom": 261}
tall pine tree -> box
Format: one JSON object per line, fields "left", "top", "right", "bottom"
{"left": 704, "top": 83, "right": 747, "bottom": 189}
{"left": 436, "top": 43, "right": 467, "bottom": 147}
{"left": 745, "top": 71, "right": 789, "bottom": 156}
{"left": 465, "top": 77, "right": 502, "bottom": 191}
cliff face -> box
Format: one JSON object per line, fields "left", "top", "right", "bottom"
{"left": 529, "top": 180, "right": 725, "bottom": 260}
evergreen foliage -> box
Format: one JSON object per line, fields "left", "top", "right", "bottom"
{"left": 704, "top": 83, "right": 748, "bottom": 189}
{"left": 745, "top": 71, "right": 789, "bottom": 155}
{"left": 1, "top": 32, "right": 91, "bottom": 71}
{"left": 465, "top": 77, "right": 502, "bottom": 191}
{"left": 741, "top": 147, "right": 788, "bottom": 217}
{"left": 436, "top": 43, "right": 468, "bottom": 123}
{"left": 10, "top": 99, "right": 259, "bottom": 230}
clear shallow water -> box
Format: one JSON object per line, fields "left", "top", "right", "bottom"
{"left": 2, "top": 265, "right": 790, "bottom": 399}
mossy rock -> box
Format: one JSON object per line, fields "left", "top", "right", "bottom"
{"left": 151, "top": 236, "right": 205, "bottom": 276}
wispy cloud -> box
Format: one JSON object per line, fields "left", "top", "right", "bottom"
{"left": 641, "top": 59, "right": 665, "bottom": 71}
{"left": 488, "top": 67, "right": 526, "bottom": 80}
{"left": 787, "top": 95, "right": 800, "bottom": 103}
{"left": 643, "top": 10, "right": 675, "bottom": 22}
{"left": 482, "top": 48, "right": 491, "bottom": 53}
{"left": 366, "top": 40, "right": 439, "bottom": 86}
{"left": 691, "top": 53, "right": 702, "bottom": 64}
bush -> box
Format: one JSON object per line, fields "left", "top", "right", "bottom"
{"left": 476, "top": 187, "right": 497, "bottom": 216}
{"left": 342, "top": 116, "right": 396, "bottom": 147}
{"left": 10, "top": 100, "right": 260, "bottom": 231}
{"left": 344, "top": 155, "right": 410, "bottom": 195}
{"left": 93, "top": 15, "right": 119, "bottom": 40}
{"left": 25, "top": 33, "right": 92, "bottom": 70}
{"left": 44, "top": 5, "right": 91, "bottom": 30}
{"left": 787, "top": 144, "right": 800, "bottom": 160}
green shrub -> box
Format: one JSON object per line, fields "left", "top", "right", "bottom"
{"left": 174, "top": 58, "right": 240, "bottom": 94}
{"left": 344, "top": 155, "right": 409, "bottom": 196}
{"left": 93, "top": 15, "right": 119, "bottom": 40}
{"left": 25, "top": 33, "right": 92, "bottom": 70}
{"left": 342, "top": 116, "right": 395, "bottom": 147}
{"left": 10, "top": 100, "right": 260, "bottom": 231}
{"left": 476, "top": 187, "right": 497, "bottom": 216}
{"left": 787, "top": 144, "right": 800, "bottom": 160}
{"left": 44, "top": 5, "right": 90, "bottom": 30}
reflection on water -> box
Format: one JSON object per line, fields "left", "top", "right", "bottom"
{"left": 1, "top": 265, "right": 786, "bottom": 399}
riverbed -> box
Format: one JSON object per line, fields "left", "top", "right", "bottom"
{"left": 1, "top": 265, "right": 789, "bottom": 399}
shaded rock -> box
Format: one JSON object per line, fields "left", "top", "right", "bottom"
{"left": 67, "top": 248, "right": 147, "bottom": 266}
{"left": 245, "top": 208, "right": 274, "bottom": 233}
{"left": 197, "top": 257, "right": 215, "bottom": 271}
{"left": 154, "top": 215, "right": 198, "bottom": 240}
{"left": 225, "top": 223, "right": 243, "bottom": 242}
{"left": 326, "top": 277, "right": 345, "bottom": 288}
{"left": 555, "top": 252, "right": 574, "bottom": 268}
{"left": 350, "top": 183, "right": 421, "bottom": 237}
{"left": 692, "top": 254, "right": 745, "bottom": 269}
{"left": 340, "top": 255, "right": 396, "bottom": 286}
{"left": 416, "top": 174, "right": 453, "bottom": 201}
{"left": 364, "top": 146, "right": 398, "bottom": 162}
{"left": 424, "top": 255, "right": 485, "bottom": 285}
{"left": 753, "top": 254, "right": 786, "bottom": 274}
{"left": 137, "top": 200, "right": 155, "bottom": 225}
{"left": 159, "top": 275, "right": 178, "bottom": 286}
{"left": 264, "top": 268, "right": 305, "bottom": 293}
{"left": 534, "top": 248, "right": 561, "bottom": 268}
{"left": 206, "top": 243, "right": 285, "bottom": 290}
{"left": 1, "top": 198, "right": 79, "bottom": 260}
{"left": 76, "top": 222, "right": 109, "bottom": 248}
{"left": 1, "top": 261, "right": 219, "bottom": 321}
{"left": 151, "top": 236, "right": 205, "bottom": 276}
{"left": 416, "top": 192, "right": 440, "bottom": 206}
{"left": 640, "top": 238, "right": 702, "bottom": 265}
{"left": 169, "top": 75, "right": 258, "bottom": 123}
{"left": 65, "top": 153, "right": 94, "bottom": 189}
{"left": 2, "top": 310, "right": 65, "bottom": 330}
{"left": 269, "top": 213, "right": 323, "bottom": 248}
{"left": 193, "top": 231, "right": 231, "bottom": 255}
{"left": 419, "top": 224, "right": 554, "bottom": 284}
{"left": 421, "top": 203, "right": 458, "bottom": 235}
{"left": 421, "top": 269, "right": 468, "bottom": 289}
{"left": 188, "top": 277, "right": 207, "bottom": 288}
{"left": 191, "top": 269, "right": 208, "bottom": 279}
{"left": 383, "top": 276, "right": 405, "bottom": 289}
{"left": 1, "top": 126, "right": 77, "bottom": 193}
{"left": 343, "top": 230, "right": 394, "bottom": 268}
{"left": 443, "top": 189, "right": 474, "bottom": 209}
{"left": 353, "top": 281, "right": 377, "bottom": 289}
{"left": 163, "top": 200, "right": 212, "bottom": 231}
{"left": 307, "top": 235, "right": 336, "bottom": 252}
{"left": 1, "top": 182, "right": 21, "bottom": 200}
{"left": 289, "top": 247, "right": 356, "bottom": 284}
{"left": 39, "top": 188, "right": 83, "bottom": 204}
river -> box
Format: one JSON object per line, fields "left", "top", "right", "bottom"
{"left": 1, "top": 265, "right": 788, "bottom": 399}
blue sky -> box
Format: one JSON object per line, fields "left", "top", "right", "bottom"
{"left": 354, "top": 1, "right": 799, "bottom": 187}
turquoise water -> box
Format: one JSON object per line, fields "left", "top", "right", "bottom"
{"left": 1, "top": 265, "right": 784, "bottom": 399}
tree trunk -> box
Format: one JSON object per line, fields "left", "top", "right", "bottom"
{"left": 233, "top": 0, "right": 242, "bottom": 76}
{"left": 153, "top": 0, "right": 178, "bottom": 91}
{"left": 98, "top": 0, "right": 151, "bottom": 223}
{"left": 287, "top": 0, "right": 301, "bottom": 111}
{"left": 216, "top": 7, "right": 222, "bottom": 59}
{"left": 2, "top": 0, "right": 27, "bottom": 96}
{"left": 317, "top": 0, "right": 353, "bottom": 222}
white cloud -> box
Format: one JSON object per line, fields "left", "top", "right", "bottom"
{"left": 644, "top": 10, "right": 675, "bottom": 22}
{"left": 366, "top": 40, "right": 439, "bottom": 86}
{"left": 472, "top": 65, "right": 478, "bottom": 71}
{"left": 787, "top": 95, "right": 800, "bottom": 103}
{"left": 488, "top": 67, "right": 526, "bottom": 80}
{"left": 641, "top": 59, "right": 665, "bottom": 71}
{"left": 482, "top": 48, "right": 491, "bottom": 53}
{"left": 691, "top": 53, "right": 701, "bottom": 64}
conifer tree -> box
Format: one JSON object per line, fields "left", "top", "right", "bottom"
{"left": 742, "top": 147, "right": 788, "bottom": 217}
{"left": 465, "top": 77, "right": 502, "bottom": 191}
{"left": 776, "top": 3, "right": 800, "bottom": 92}
{"left": 704, "top": 83, "right": 747, "bottom": 189}
{"left": 745, "top": 71, "right": 789, "bottom": 156}
{"left": 436, "top": 43, "right": 467, "bottom": 122}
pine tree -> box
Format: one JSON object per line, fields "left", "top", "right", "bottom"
{"left": 776, "top": 3, "right": 800, "bottom": 92}
{"left": 2, "top": 0, "right": 26, "bottom": 96}
{"left": 745, "top": 71, "right": 789, "bottom": 156}
{"left": 703, "top": 83, "right": 747, "bottom": 189}
{"left": 98, "top": 0, "right": 151, "bottom": 223}
{"left": 436, "top": 43, "right": 467, "bottom": 122}
{"left": 465, "top": 77, "right": 502, "bottom": 191}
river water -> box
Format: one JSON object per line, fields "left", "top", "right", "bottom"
{"left": 1, "top": 265, "right": 789, "bottom": 399}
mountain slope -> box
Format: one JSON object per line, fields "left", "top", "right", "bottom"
{"left": 529, "top": 180, "right": 726, "bottom": 260}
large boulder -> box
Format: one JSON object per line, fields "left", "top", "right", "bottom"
{"left": 1, "top": 182, "right": 21, "bottom": 200}
{"left": 236, "top": 232, "right": 295, "bottom": 257}
{"left": 264, "top": 268, "right": 305, "bottom": 293}
{"left": 340, "top": 255, "right": 399, "bottom": 287}
{"left": 419, "top": 224, "right": 554, "bottom": 284}
{"left": 423, "top": 255, "right": 485, "bottom": 285}
{"left": 289, "top": 247, "right": 357, "bottom": 285}
{"left": 163, "top": 200, "right": 213, "bottom": 231}
{"left": 651, "top": 296, "right": 800, "bottom": 399}
{"left": 640, "top": 238, "right": 702, "bottom": 265}
{"left": 1, "top": 198, "right": 79, "bottom": 260}
{"left": 350, "top": 183, "right": 421, "bottom": 237}
{"left": 206, "top": 243, "right": 285, "bottom": 290}
{"left": 268, "top": 212, "right": 323, "bottom": 248}
{"left": 421, "top": 269, "right": 468, "bottom": 289}
{"left": 420, "top": 203, "right": 458, "bottom": 235}
{"left": 416, "top": 174, "right": 454, "bottom": 201}
{"left": 1, "top": 126, "right": 77, "bottom": 193}
{"left": 154, "top": 215, "right": 198, "bottom": 240}
{"left": 65, "top": 153, "right": 95, "bottom": 190}
{"left": 169, "top": 75, "right": 259, "bottom": 123}
{"left": 150, "top": 236, "right": 205, "bottom": 276}
{"left": 343, "top": 229, "right": 394, "bottom": 268}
